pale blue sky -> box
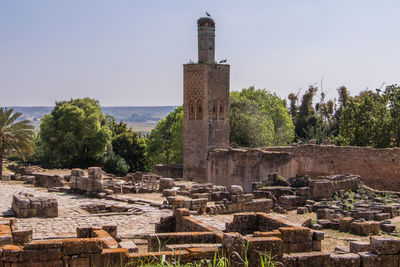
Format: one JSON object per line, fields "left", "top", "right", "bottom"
{"left": 1, "top": 0, "right": 399, "bottom": 106}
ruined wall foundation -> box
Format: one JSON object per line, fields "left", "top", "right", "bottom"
{"left": 208, "top": 144, "right": 400, "bottom": 192}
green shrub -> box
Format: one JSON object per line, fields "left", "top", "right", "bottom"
{"left": 103, "top": 152, "right": 129, "bottom": 176}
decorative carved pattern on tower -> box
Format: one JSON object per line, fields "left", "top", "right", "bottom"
{"left": 184, "top": 69, "right": 204, "bottom": 101}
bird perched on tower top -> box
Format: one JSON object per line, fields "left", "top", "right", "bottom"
{"left": 206, "top": 11, "right": 211, "bottom": 17}
{"left": 219, "top": 58, "right": 227, "bottom": 64}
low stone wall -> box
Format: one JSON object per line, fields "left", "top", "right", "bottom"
{"left": 208, "top": 145, "right": 400, "bottom": 192}
{"left": 33, "top": 173, "right": 64, "bottom": 188}
{"left": 208, "top": 148, "right": 293, "bottom": 192}
{"left": 154, "top": 164, "right": 183, "bottom": 179}
{"left": 3, "top": 207, "right": 400, "bottom": 266}
{"left": 266, "top": 144, "right": 400, "bottom": 191}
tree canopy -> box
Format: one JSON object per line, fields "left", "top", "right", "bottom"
{"left": 145, "top": 106, "right": 183, "bottom": 171}
{"left": 107, "top": 117, "right": 146, "bottom": 173}
{"left": 40, "top": 98, "right": 112, "bottom": 167}
{"left": 288, "top": 84, "right": 400, "bottom": 148}
{"left": 230, "top": 87, "right": 295, "bottom": 147}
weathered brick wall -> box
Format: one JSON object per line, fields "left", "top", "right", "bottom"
{"left": 33, "top": 173, "right": 64, "bottom": 188}
{"left": 265, "top": 144, "right": 400, "bottom": 191}
{"left": 207, "top": 148, "right": 293, "bottom": 192}
{"left": 207, "top": 145, "right": 400, "bottom": 192}
{"left": 154, "top": 164, "right": 183, "bottom": 179}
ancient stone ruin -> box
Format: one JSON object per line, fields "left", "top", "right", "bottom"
{"left": 12, "top": 193, "right": 58, "bottom": 218}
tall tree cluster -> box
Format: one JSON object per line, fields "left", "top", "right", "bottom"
{"left": 38, "top": 98, "right": 146, "bottom": 175}
{"left": 289, "top": 84, "right": 400, "bottom": 148}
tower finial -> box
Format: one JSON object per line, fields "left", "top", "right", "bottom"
{"left": 197, "top": 17, "right": 215, "bottom": 63}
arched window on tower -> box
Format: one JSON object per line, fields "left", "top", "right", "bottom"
{"left": 196, "top": 99, "right": 203, "bottom": 120}
{"left": 219, "top": 99, "right": 225, "bottom": 120}
{"left": 212, "top": 100, "right": 218, "bottom": 119}
{"left": 189, "top": 99, "right": 195, "bottom": 120}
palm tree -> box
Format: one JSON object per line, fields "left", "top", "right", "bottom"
{"left": 0, "top": 108, "right": 35, "bottom": 178}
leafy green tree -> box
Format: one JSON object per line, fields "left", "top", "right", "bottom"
{"left": 291, "top": 86, "right": 320, "bottom": 139}
{"left": 334, "top": 90, "right": 391, "bottom": 148}
{"left": 108, "top": 119, "right": 146, "bottom": 172}
{"left": 40, "top": 98, "right": 112, "bottom": 168}
{"left": 230, "top": 87, "right": 295, "bottom": 147}
{"left": 0, "top": 108, "right": 35, "bottom": 178}
{"left": 145, "top": 106, "right": 183, "bottom": 171}
{"left": 384, "top": 84, "right": 400, "bottom": 146}
{"left": 103, "top": 152, "right": 129, "bottom": 176}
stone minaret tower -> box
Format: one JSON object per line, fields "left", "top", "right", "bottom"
{"left": 183, "top": 17, "right": 230, "bottom": 182}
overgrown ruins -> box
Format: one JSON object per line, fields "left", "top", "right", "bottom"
{"left": 3, "top": 16, "right": 400, "bottom": 267}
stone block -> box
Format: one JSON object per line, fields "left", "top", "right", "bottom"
{"left": 375, "top": 213, "right": 391, "bottom": 221}
{"left": 312, "top": 231, "right": 325, "bottom": 241}
{"left": 282, "top": 252, "right": 330, "bottom": 267}
{"left": 339, "top": 217, "right": 353, "bottom": 232}
{"left": 245, "top": 237, "right": 283, "bottom": 265}
{"left": 71, "top": 168, "right": 85, "bottom": 177}
{"left": 349, "top": 241, "right": 370, "bottom": 253}
{"left": 11, "top": 229, "right": 32, "bottom": 245}
{"left": 279, "top": 195, "right": 305, "bottom": 209}
{"left": 253, "top": 231, "right": 282, "bottom": 238}
{"left": 222, "top": 233, "right": 246, "bottom": 265}
{"left": 311, "top": 180, "right": 334, "bottom": 200}
{"left": 294, "top": 187, "right": 311, "bottom": 197}
{"left": 22, "top": 175, "right": 35, "bottom": 183}
{"left": 102, "top": 224, "right": 117, "bottom": 239}
{"left": 329, "top": 253, "right": 360, "bottom": 267}
{"left": 283, "top": 242, "right": 312, "bottom": 253}
{"left": 76, "top": 227, "right": 92, "bottom": 238}
{"left": 381, "top": 223, "right": 396, "bottom": 233}
{"left": 122, "top": 185, "right": 134, "bottom": 194}
{"left": 370, "top": 236, "right": 400, "bottom": 255}
{"left": 1, "top": 174, "right": 10, "bottom": 181}
{"left": 69, "top": 257, "right": 90, "bottom": 267}
{"left": 243, "top": 193, "right": 254, "bottom": 202}
{"left": 163, "top": 189, "right": 177, "bottom": 197}
{"left": 0, "top": 233, "right": 12, "bottom": 247}
{"left": 312, "top": 240, "right": 321, "bottom": 251}
{"left": 244, "top": 199, "right": 273, "bottom": 212}
{"left": 111, "top": 205, "right": 128, "bottom": 213}
{"left": 62, "top": 239, "right": 102, "bottom": 255}
{"left": 159, "top": 178, "right": 175, "bottom": 192}
{"left": 192, "top": 193, "right": 211, "bottom": 200}
{"left": 383, "top": 205, "right": 398, "bottom": 218}
{"left": 297, "top": 207, "right": 308, "bottom": 214}
{"left": 76, "top": 176, "right": 89, "bottom": 191}
{"left": 316, "top": 208, "right": 331, "bottom": 219}
{"left": 118, "top": 240, "right": 138, "bottom": 253}
{"left": 279, "top": 227, "right": 312, "bottom": 243}
{"left": 88, "top": 167, "right": 102, "bottom": 180}
{"left": 230, "top": 185, "right": 243, "bottom": 195}
{"left": 230, "top": 194, "right": 245, "bottom": 203}
{"left": 349, "top": 221, "right": 380, "bottom": 236}
{"left": 190, "top": 198, "right": 208, "bottom": 213}
{"left": 359, "top": 252, "right": 399, "bottom": 267}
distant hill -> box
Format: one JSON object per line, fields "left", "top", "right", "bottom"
{"left": 7, "top": 106, "right": 178, "bottom": 123}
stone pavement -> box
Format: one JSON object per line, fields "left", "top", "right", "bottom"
{"left": 0, "top": 181, "right": 171, "bottom": 239}
{"left": 193, "top": 214, "right": 234, "bottom": 231}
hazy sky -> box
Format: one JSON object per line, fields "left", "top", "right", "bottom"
{"left": 1, "top": 1, "right": 400, "bottom": 106}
